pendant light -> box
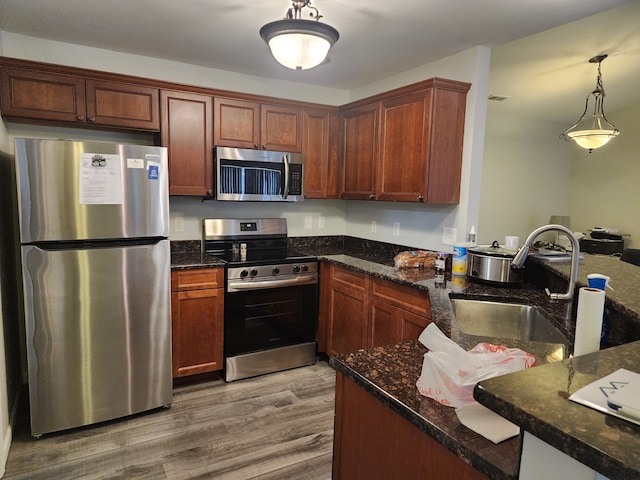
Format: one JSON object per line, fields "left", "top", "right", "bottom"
{"left": 260, "top": 0, "right": 339, "bottom": 71}
{"left": 561, "top": 54, "right": 619, "bottom": 153}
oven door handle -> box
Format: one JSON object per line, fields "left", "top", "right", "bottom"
{"left": 227, "top": 274, "right": 317, "bottom": 292}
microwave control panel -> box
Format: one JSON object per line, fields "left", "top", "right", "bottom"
{"left": 289, "top": 164, "right": 303, "bottom": 196}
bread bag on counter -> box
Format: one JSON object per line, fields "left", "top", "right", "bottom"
{"left": 394, "top": 250, "right": 437, "bottom": 269}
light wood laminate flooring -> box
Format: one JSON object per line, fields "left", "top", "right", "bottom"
{"left": 3, "top": 360, "right": 335, "bottom": 479}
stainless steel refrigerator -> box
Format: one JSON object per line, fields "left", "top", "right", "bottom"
{"left": 15, "top": 138, "right": 172, "bottom": 437}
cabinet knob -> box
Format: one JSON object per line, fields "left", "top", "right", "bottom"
{"left": 254, "top": 143, "right": 259, "bottom": 149}
{"left": 417, "top": 195, "right": 424, "bottom": 202}
{"left": 207, "top": 190, "right": 214, "bottom": 197}
{"left": 262, "top": 144, "right": 267, "bottom": 150}
{"left": 77, "top": 116, "right": 85, "bottom": 121}
{"left": 369, "top": 194, "right": 375, "bottom": 200}
{"left": 88, "top": 117, "right": 96, "bottom": 123}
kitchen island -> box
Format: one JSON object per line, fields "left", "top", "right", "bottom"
{"left": 302, "top": 240, "right": 640, "bottom": 480}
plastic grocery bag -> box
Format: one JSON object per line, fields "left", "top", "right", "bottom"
{"left": 416, "top": 323, "right": 536, "bottom": 408}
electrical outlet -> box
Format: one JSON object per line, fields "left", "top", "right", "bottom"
{"left": 318, "top": 216, "right": 326, "bottom": 229}
{"left": 304, "top": 216, "right": 313, "bottom": 229}
{"left": 174, "top": 214, "right": 184, "bottom": 232}
{"left": 371, "top": 220, "right": 377, "bottom": 233}
{"left": 393, "top": 222, "right": 400, "bottom": 236}
{"left": 442, "top": 227, "right": 457, "bottom": 245}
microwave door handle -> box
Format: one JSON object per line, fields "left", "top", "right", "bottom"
{"left": 282, "top": 154, "right": 290, "bottom": 199}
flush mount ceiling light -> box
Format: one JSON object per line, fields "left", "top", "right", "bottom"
{"left": 260, "top": 0, "right": 339, "bottom": 71}
{"left": 561, "top": 54, "right": 619, "bottom": 153}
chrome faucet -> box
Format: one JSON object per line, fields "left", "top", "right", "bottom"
{"left": 511, "top": 224, "right": 580, "bottom": 301}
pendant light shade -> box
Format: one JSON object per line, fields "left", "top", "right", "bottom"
{"left": 561, "top": 54, "right": 619, "bottom": 153}
{"left": 260, "top": 1, "right": 339, "bottom": 71}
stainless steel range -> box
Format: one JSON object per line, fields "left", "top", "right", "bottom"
{"left": 203, "top": 218, "right": 318, "bottom": 382}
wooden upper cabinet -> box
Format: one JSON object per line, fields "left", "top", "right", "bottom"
{"left": 377, "top": 91, "right": 431, "bottom": 202}
{"left": 340, "top": 102, "right": 379, "bottom": 200}
{"left": 0, "top": 66, "right": 159, "bottom": 130}
{"left": 213, "top": 97, "right": 260, "bottom": 149}
{"left": 426, "top": 83, "right": 469, "bottom": 204}
{"left": 339, "top": 78, "right": 470, "bottom": 204}
{"left": 161, "top": 90, "right": 213, "bottom": 196}
{"left": 302, "top": 108, "right": 340, "bottom": 199}
{"left": 85, "top": 79, "right": 159, "bottom": 130}
{"left": 214, "top": 97, "right": 302, "bottom": 152}
{"left": 261, "top": 103, "right": 302, "bottom": 152}
{"left": 1, "top": 67, "right": 86, "bottom": 123}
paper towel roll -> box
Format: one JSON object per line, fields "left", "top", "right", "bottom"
{"left": 573, "top": 287, "right": 605, "bottom": 356}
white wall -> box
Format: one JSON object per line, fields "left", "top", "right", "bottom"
{"left": 478, "top": 109, "right": 572, "bottom": 244}
{"left": 569, "top": 102, "right": 640, "bottom": 248}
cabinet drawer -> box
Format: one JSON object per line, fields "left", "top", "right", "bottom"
{"left": 171, "top": 268, "right": 224, "bottom": 291}
{"left": 331, "top": 265, "right": 368, "bottom": 292}
{"left": 371, "top": 278, "right": 431, "bottom": 317}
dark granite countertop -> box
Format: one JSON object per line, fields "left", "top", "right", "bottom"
{"left": 330, "top": 342, "right": 520, "bottom": 480}
{"left": 305, "top": 244, "right": 640, "bottom": 479}
{"left": 169, "top": 236, "right": 640, "bottom": 478}
{"left": 475, "top": 341, "right": 640, "bottom": 478}
{"left": 170, "top": 251, "right": 225, "bottom": 269}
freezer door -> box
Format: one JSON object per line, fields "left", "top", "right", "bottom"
{"left": 15, "top": 138, "right": 169, "bottom": 243}
{"left": 21, "top": 240, "right": 172, "bottom": 436}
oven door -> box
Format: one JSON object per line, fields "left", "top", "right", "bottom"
{"left": 224, "top": 282, "right": 318, "bottom": 358}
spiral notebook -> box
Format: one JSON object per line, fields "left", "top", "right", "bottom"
{"left": 568, "top": 368, "right": 640, "bottom": 425}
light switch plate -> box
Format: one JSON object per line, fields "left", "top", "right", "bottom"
{"left": 442, "top": 227, "right": 457, "bottom": 245}
{"left": 393, "top": 222, "right": 400, "bottom": 236}
{"left": 371, "top": 220, "right": 377, "bottom": 233}
{"left": 318, "top": 216, "right": 326, "bottom": 228}
{"left": 305, "top": 216, "right": 313, "bottom": 229}
{"left": 174, "top": 214, "right": 184, "bottom": 232}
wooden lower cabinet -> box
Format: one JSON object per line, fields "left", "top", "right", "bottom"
{"left": 333, "top": 372, "right": 488, "bottom": 480}
{"left": 170, "top": 268, "right": 224, "bottom": 378}
{"left": 320, "top": 262, "right": 431, "bottom": 355}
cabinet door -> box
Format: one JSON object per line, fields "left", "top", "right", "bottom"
{"left": 261, "top": 103, "right": 302, "bottom": 152}
{"left": 370, "top": 299, "right": 402, "bottom": 347}
{"left": 171, "top": 287, "right": 224, "bottom": 378}
{"left": 399, "top": 308, "right": 431, "bottom": 342}
{"left": 302, "top": 108, "right": 340, "bottom": 198}
{"left": 341, "top": 103, "right": 379, "bottom": 200}
{"left": 161, "top": 90, "right": 213, "bottom": 196}
{"left": 86, "top": 79, "right": 159, "bottom": 130}
{"left": 377, "top": 91, "right": 431, "bottom": 202}
{"left": 0, "top": 67, "right": 86, "bottom": 123}
{"left": 326, "top": 265, "right": 369, "bottom": 356}
{"left": 426, "top": 84, "right": 468, "bottom": 204}
{"left": 213, "top": 97, "right": 260, "bottom": 149}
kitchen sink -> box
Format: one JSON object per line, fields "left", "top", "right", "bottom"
{"left": 450, "top": 299, "right": 568, "bottom": 344}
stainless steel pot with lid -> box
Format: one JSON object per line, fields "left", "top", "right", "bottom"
{"left": 467, "top": 240, "right": 523, "bottom": 284}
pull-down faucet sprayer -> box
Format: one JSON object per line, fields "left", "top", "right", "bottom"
{"left": 511, "top": 224, "right": 580, "bottom": 301}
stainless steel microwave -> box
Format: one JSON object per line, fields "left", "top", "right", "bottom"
{"left": 214, "top": 147, "right": 304, "bottom": 202}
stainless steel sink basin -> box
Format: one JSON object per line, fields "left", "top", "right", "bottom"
{"left": 450, "top": 299, "right": 568, "bottom": 344}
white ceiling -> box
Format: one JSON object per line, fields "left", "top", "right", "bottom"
{"left": 0, "top": 0, "right": 639, "bottom": 124}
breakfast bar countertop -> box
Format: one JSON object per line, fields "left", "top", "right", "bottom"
{"left": 475, "top": 340, "right": 640, "bottom": 479}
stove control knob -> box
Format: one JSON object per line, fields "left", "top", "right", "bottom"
{"left": 272, "top": 267, "right": 280, "bottom": 275}
{"left": 293, "top": 265, "right": 301, "bottom": 273}
{"left": 240, "top": 270, "right": 249, "bottom": 278}
{"left": 301, "top": 264, "right": 309, "bottom": 272}
{"left": 250, "top": 269, "right": 258, "bottom": 277}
